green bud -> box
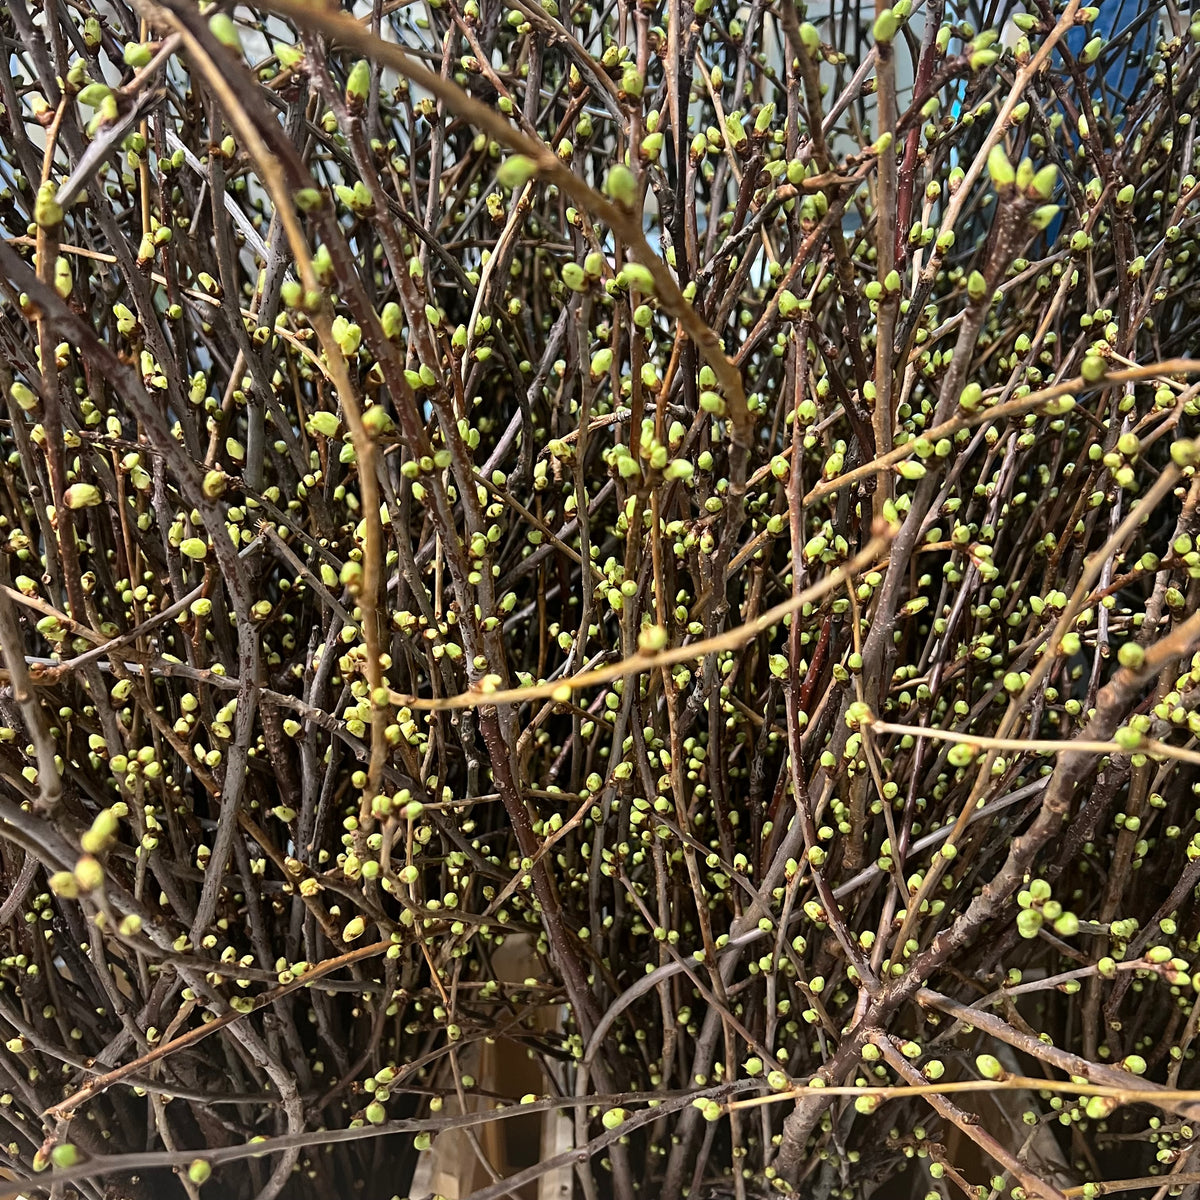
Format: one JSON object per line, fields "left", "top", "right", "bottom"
{"left": 179, "top": 538, "right": 208, "bottom": 561}
{"left": 1169, "top": 439, "right": 1198, "bottom": 468}
{"left": 50, "top": 1144, "right": 79, "bottom": 1168}
{"left": 345, "top": 59, "right": 371, "bottom": 107}
{"left": 124, "top": 41, "right": 154, "bottom": 67}
{"left": 1117, "top": 642, "right": 1144, "bottom": 670}
{"left": 1053, "top": 911, "right": 1079, "bottom": 937}
{"left": 332, "top": 317, "right": 362, "bottom": 357}
{"left": 34, "top": 181, "right": 63, "bottom": 229}
{"left": 1030, "top": 164, "right": 1058, "bottom": 199}
{"left": 987, "top": 144, "right": 1015, "bottom": 189}
{"left": 187, "top": 1160, "right": 212, "bottom": 1184}
{"left": 725, "top": 115, "right": 748, "bottom": 151}
{"left": 312, "top": 243, "right": 334, "bottom": 284}
{"left": 294, "top": 187, "right": 324, "bottom": 212}
{"left": 208, "top": 12, "right": 242, "bottom": 51}
{"left": 381, "top": 301, "right": 403, "bottom": 339}
{"left": 947, "top": 743, "right": 978, "bottom": 767}
{"left": 61, "top": 481, "right": 103, "bottom": 511}
{"left": 340, "top": 561, "right": 363, "bottom": 592}
{"left": 76, "top": 82, "right": 113, "bottom": 109}
{"left": 54, "top": 256, "right": 73, "bottom": 299}
{"left": 362, "top": 406, "right": 394, "bottom": 437}
{"left": 976, "top": 1055, "right": 1004, "bottom": 1080}
{"left": 48, "top": 871, "right": 79, "bottom": 898}
{"left": 70, "top": 853, "right": 106, "bottom": 895}
{"left": 203, "top": 471, "right": 228, "bottom": 498}
{"left": 1016, "top": 908, "right": 1043, "bottom": 939}
{"left": 604, "top": 164, "right": 638, "bottom": 208}
{"left": 640, "top": 132, "right": 664, "bottom": 161}
{"left": 1028, "top": 204, "right": 1060, "bottom": 231}
{"left": 497, "top": 155, "right": 538, "bottom": 189}
{"left": 276, "top": 43, "right": 304, "bottom": 69}
{"left": 81, "top": 809, "right": 118, "bottom": 854}
{"left": 622, "top": 263, "right": 656, "bottom": 294}
{"left": 308, "top": 411, "right": 341, "bottom": 439}
{"left": 10, "top": 381, "right": 39, "bottom": 411}
{"left": 873, "top": 7, "right": 899, "bottom": 43}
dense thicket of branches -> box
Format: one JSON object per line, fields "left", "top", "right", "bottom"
{"left": 1, "top": 0, "right": 1200, "bottom": 1197}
